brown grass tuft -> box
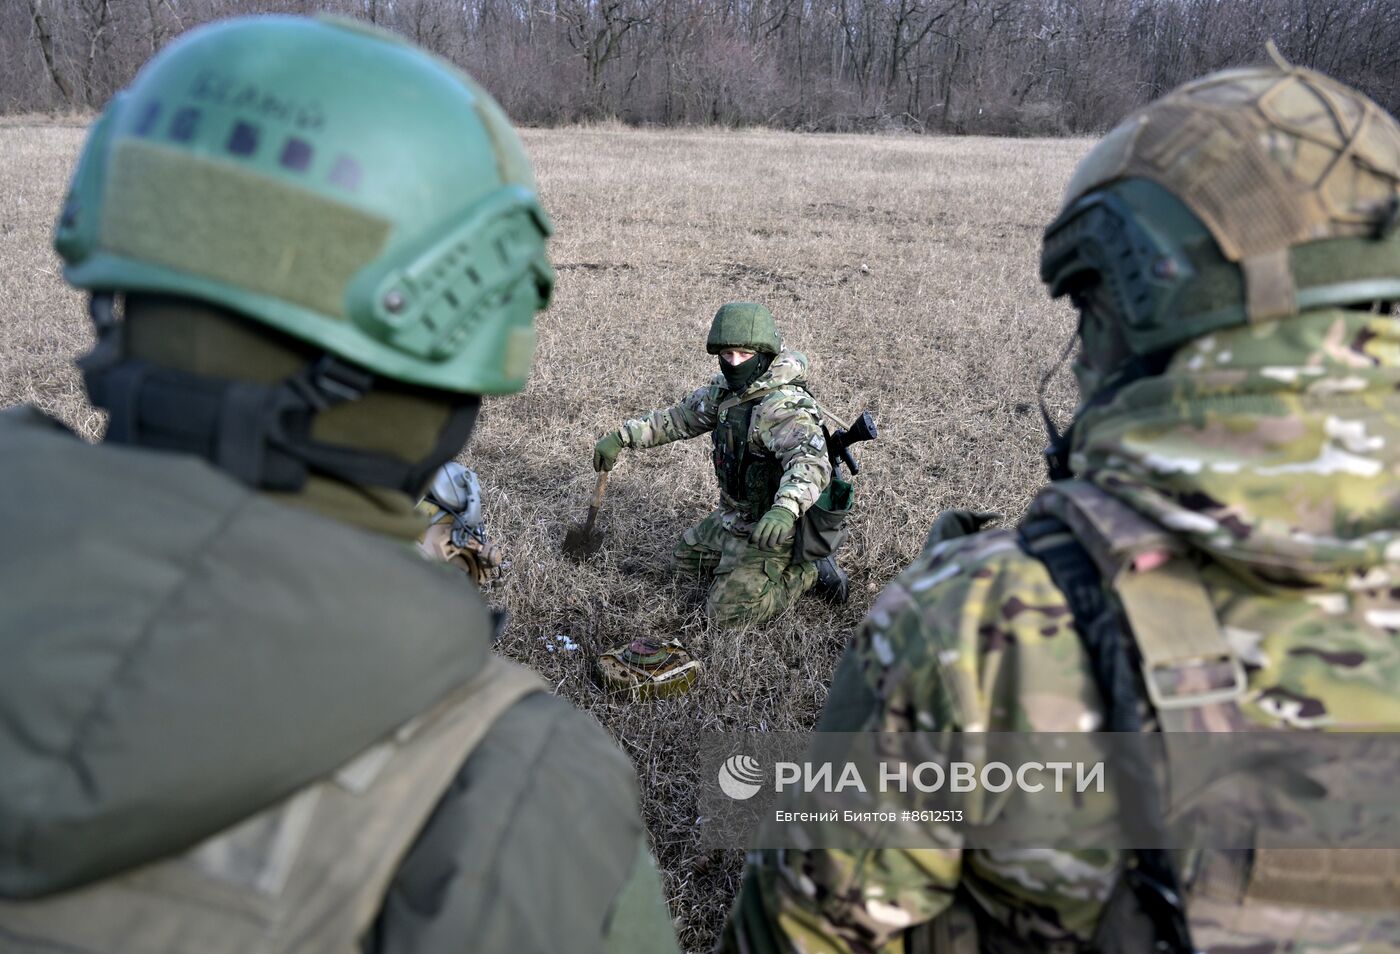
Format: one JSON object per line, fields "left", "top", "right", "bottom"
{"left": 0, "top": 123, "right": 1088, "bottom": 951}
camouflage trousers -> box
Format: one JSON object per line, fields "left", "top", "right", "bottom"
{"left": 673, "top": 510, "right": 817, "bottom": 627}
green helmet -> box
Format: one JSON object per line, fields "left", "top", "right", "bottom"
{"left": 55, "top": 15, "right": 553, "bottom": 394}
{"left": 1041, "top": 61, "right": 1400, "bottom": 359}
{"left": 706, "top": 302, "right": 781, "bottom": 355}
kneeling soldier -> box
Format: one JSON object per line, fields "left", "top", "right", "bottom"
{"left": 594, "top": 302, "right": 850, "bottom": 628}
{"left": 723, "top": 56, "right": 1400, "bottom": 954}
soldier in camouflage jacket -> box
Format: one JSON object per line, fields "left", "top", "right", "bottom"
{"left": 722, "top": 62, "right": 1400, "bottom": 953}
{"left": 594, "top": 302, "right": 845, "bottom": 627}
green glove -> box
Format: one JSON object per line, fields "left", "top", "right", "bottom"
{"left": 593, "top": 431, "right": 626, "bottom": 472}
{"left": 750, "top": 506, "right": 796, "bottom": 551}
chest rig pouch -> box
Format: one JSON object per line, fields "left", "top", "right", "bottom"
{"left": 711, "top": 386, "right": 784, "bottom": 523}
{"left": 712, "top": 383, "right": 855, "bottom": 561}
{"left": 1012, "top": 480, "right": 1400, "bottom": 954}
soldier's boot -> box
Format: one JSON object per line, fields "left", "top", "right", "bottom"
{"left": 812, "top": 555, "right": 849, "bottom": 604}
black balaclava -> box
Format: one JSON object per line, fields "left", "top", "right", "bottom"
{"left": 720, "top": 352, "right": 772, "bottom": 394}
{"left": 1040, "top": 280, "right": 1175, "bottom": 480}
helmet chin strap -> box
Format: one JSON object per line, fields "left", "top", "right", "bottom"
{"left": 1038, "top": 333, "right": 1079, "bottom": 481}
{"left": 1039, "top": 325, "right": 1176, "bottom": 482}
{"left": 80, "top": 293, "right": 478, "bottom": 496}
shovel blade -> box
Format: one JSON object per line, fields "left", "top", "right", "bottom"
{"left": 562, "top": 524, "right": 603, "bottom": 560}
{"left": 563, "top": 474, "right": 609, "bottom": 561}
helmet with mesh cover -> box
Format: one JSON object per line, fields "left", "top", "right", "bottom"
{"left": 1041, "top": 56, "right": 1400, "bottom": 359}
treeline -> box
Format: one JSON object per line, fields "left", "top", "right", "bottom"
{"left": 6, "top": 0, "right": 1399, "bottom": 134}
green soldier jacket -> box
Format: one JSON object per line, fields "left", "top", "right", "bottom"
{"left": 0, "top": 406, "right": 678, "bottom": 954}
{"left": 619, "top": 350, "right": 832, "bottom": 531}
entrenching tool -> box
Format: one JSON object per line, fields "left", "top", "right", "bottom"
{"left": 563, "top": 471, "right": 609, "bottom": 559}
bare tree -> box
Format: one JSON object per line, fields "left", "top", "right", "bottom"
{"left": 555, "top": 0, "right": 655, "bottom": 112}
{"left": 23, "top": 0, "right": 77, "bottom": 106}
{"left": 76, "top": 0, "right": 112, "bottom": 107}
{"left": 4, "top": 0, "right": 1398, "bottom": 133}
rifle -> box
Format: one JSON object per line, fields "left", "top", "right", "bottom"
{"left": 827, "top": 410, "right": 878, "bottom": 476}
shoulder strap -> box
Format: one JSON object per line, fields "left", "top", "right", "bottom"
{"left": 718, "top": 384, "right": 795, "bottom": 414}
{"left": 1025, "top": 482, "right": 1245, "bottom": 730}
{"left": 1025, "top": 492, "right": 1400, "bottom": 936}
{"left": 716, "top": 382, "right": 848, "bottom": 430}
{"left": 1018, "top": 516, "right": 1196, "bottom": 954}
{"left": 717, "top": 388, "right": 768, "bottom": 414}
{"left": 1115, "top": 560, "right": 1247, "bottom": 727}
{"left": 1019, "top": 517, "right": 1142, "bottom": 733}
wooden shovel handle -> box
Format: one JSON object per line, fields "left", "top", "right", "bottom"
{"left": 590, "top": 470, "right": 610, "bottom": 510}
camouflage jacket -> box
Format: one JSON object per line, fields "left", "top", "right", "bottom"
{"left": 618, "top": 350, "right": 832, "bottom": 530}
{"left": 723, "top": 308, "right": 1400, "bottom": 953}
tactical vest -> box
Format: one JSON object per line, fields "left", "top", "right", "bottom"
{"left": 711, "top": 385, "right": 784, "bottom": 522}
{"left": 0, "top": 656, "right": 543, "bottom": 954}
{"left": 1022, "top": 481, "right": 1399, "bottom": 953}
{"left": 912, "top": 482, "right": 1400, "bottom": 953}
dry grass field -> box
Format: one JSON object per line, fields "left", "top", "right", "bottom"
{"left": 0, "top": 122, "right": 1088, "bottom": 950}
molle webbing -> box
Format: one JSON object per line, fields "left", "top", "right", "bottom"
{"left": 1188, "top": 846, "right": 1400, "bottom": 922}
{"left": 1017, "top": 513, "right": 1195, "bottom": 954}
{"left": 1024, "top": 482, "right": 1247, "bottom": 725}
{"left": 0, "top": 657, "right": 544, "bottom": 954}
{"left": 1250, "top": 848, "right": 1400, "bottom": 909}
{"left": 102, "top": 140, "right": 391, "bottom": 318}
{"left": 713, "top": 383, "right": 833, "bottom": 521}
{"left": 712, "top": 398, "right": 774, "bottom": 519}
{"left": 1022, "top": 480, "right": 1400, "bottom": 947}
{"left": 1024, "top": 483, "right": 1247, "bottom": 726}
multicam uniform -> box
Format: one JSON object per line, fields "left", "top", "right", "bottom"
{"left": 417, "top": 462, "right": 503, "bottom": 586}
{"left": 723, "top": 311, "right": 1400, "bottom": 952}
{"left": 724, "top": 61, "right": 1400, "bottom": 954}
{"left": 618, "top": 350, "right": 833, "bottom": 626}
